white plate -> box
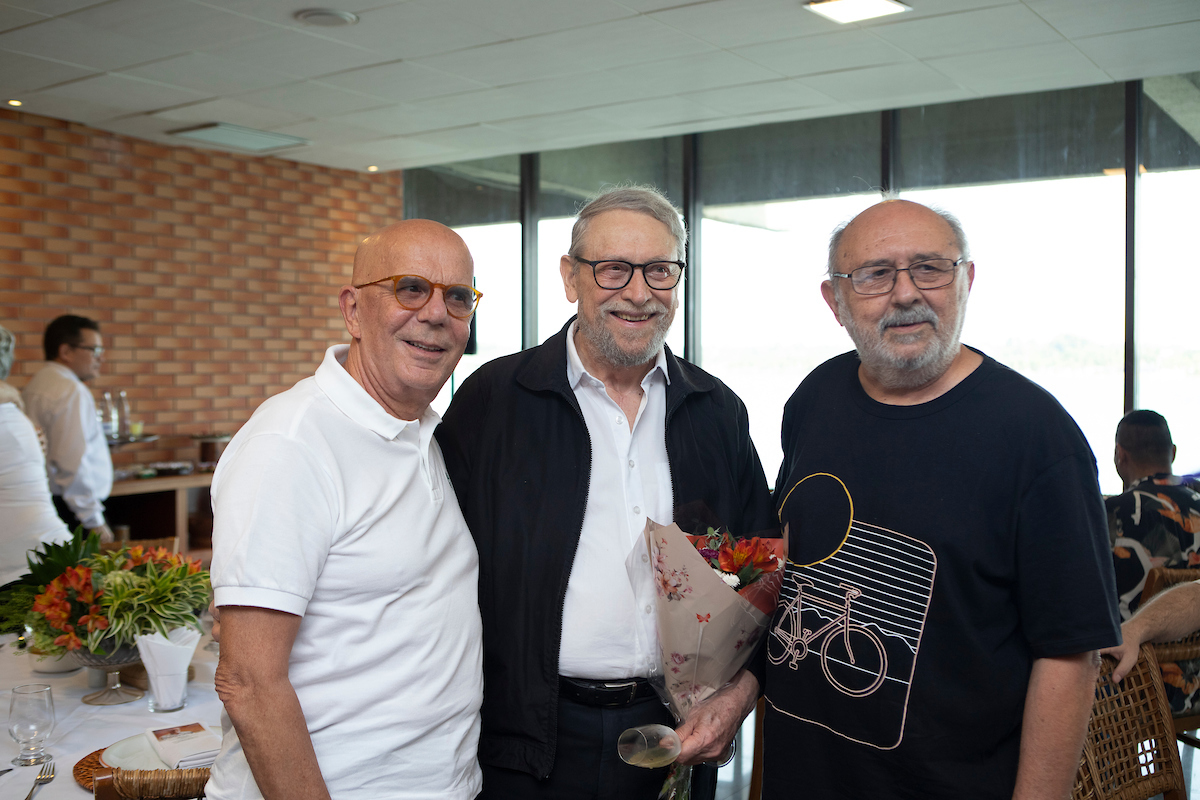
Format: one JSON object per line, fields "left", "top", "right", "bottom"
{"left": 101, "top": 734, "right": 168, "bottom": 770}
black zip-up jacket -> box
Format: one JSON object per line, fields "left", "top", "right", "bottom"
{"left": 436, "top": 319, "right": 776, "bottom": 780}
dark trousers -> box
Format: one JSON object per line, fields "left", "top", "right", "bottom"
{"left": 52, "top": 495, "right": 84, "bottom": 533}
{"left": 480, "top": 694, "right": 717, "bottom": 800}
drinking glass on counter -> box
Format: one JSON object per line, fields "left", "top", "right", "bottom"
{"left": 8, "top": 683, "right": 55, "bottom": 765}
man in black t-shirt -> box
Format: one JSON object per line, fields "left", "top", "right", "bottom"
{"left": 763, "top": 199, "right": 1119, "bottom": 799}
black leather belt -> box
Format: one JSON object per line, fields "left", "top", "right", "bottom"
{"left": 559, "top": 676, "right": 656, "bottom": 708}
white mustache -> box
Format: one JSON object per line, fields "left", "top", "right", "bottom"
{"left": 879, "top": 306, "right": 938, "bottom": 334}
{"left": 600, "top": 298, "right": 669, "bottom": 317}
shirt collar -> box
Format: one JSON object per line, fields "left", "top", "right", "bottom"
{"left": 564, "top": 320, "right": 670, "bottom": 391}
{"left": 46, "top": 362, "right": 82, "bottom": 384}
{"left": 314, "top": 345, "right": 440, "bottom": 448}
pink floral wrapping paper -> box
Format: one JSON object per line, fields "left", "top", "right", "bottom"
{"left": 637, "top": 519, "right": 787, "bottom": 723}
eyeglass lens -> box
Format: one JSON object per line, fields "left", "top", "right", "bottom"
{"left": 592, "top": 261, "right": 682, "bottom": 290}
{"left": 393, "top": 275, "right": 478, "bottom": 318}
{"left": 850, "top": 259, "right": 957, "bottom": 295}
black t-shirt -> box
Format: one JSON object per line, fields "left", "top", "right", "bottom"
{"left": 762, "top": 349, "right": 1119, "bottom": 799}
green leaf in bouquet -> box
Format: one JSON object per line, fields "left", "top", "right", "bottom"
{"left": 22, "top": 527, "right": 101, "bottom": 588}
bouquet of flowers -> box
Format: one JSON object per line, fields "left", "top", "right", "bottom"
{"left": 27, "top": 544, "right": 209, "bottom": 657}
{"left": 629, "top": 517, "right": 787, "bottom": 799}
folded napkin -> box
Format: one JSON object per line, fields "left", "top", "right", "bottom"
{"left": 145, "top": 722, "right": 222, "bottom": 769}
{"left": 136, "top": 627, "right": 202, "bottom": 711}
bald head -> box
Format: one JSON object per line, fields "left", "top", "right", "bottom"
{"left": 829, "top": 199, "right": 969, "bottom": 280}
{"left": 352, "top": 219, "right": 473, "bottom": 287}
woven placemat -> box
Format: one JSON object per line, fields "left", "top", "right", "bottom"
{"left": 74, "top": 747, "right": 106, "bottom": 791}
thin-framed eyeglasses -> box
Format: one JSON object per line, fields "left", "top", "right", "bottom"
{"left": 353, "top": 274, "right": 482, "bottom": 319}
{"left": 573, "top": 257, "right": 686, "bottom": 290}
{"left": 832, "top": 257, "right": 965, "bottom": 296}
{"left": 72, "top": 344, "right": 104, "bottom": 356}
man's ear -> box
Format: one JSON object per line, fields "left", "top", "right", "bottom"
{"left": 55, "top": 342, "right": 72, "bottom": 363}
{"left": 820, "top": 280, "right": 844, "bottom": 327}
{"left": 339, "top": 286, "right": 362, "bottom": 340}
{"left": 560, "top": 256, "right": 580, "bottom": 304}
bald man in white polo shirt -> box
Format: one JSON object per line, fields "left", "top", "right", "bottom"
{"left": 209, "top": 221, "right": 485, "bottom": 800}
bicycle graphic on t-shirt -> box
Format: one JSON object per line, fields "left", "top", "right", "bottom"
{"left": 767, "top": 578, "right": 887, "bottom": 697}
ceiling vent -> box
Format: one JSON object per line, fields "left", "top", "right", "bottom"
{"left": 169, "top": 123, "right": 309, "bottom": 153}
{"left": 293, "top": 8, "right": 360, "bottom": 26}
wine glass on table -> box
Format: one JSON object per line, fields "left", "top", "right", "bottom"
{"left": 9, "top": 684, "right": 55, "bottom": 766}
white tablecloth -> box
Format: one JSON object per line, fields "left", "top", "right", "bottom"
{"left": 0, "top": 635, "right": 221, "bottom": 798}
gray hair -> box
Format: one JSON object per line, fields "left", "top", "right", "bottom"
{"left": 0, "top": 325, "right": 14, "bottom": 380}
{"left": 568, "top": 185, "right": 688, "bottom": 264}
{"left": 827, "top": 194, "right": 971, "bottom": 277}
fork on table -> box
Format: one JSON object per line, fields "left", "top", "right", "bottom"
{"left": 23, "top": 760, "right": 54, "bottom": 800}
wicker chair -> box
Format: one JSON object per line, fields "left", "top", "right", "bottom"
{"left": 1072, "top": 644, "right": 1187, "bottom": 800}
{"left": 1140, "top": 566, "right": 1200, "bottom": 747}
{"left": 92, "top": 767, "right": 208, "bottom": 799}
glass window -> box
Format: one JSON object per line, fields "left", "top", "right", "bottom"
{"left": 700, "top": 114, "right": 881, "bottom": 484}
{"left": 1137, "top": 74, "right": 1200, "bottom": 478}
{"left": 898, "top": 87, "right": 1127, "bottom": 494}
{"left": 404, "top": 157, "right": 522, "bottom": 413}
{"left": 537, "top": 138, "right": 686, "bottom": 351}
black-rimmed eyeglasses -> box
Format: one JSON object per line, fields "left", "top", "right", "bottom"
{"left": 832, "top": 258, "right": 965, "bottom": 296}
{"left": 573, "top": 257, "right": 686, "bottom": 290}
{"left": 353, "top": 274, "right": 482, "bottom": 319}
{"left": 72, "top": 344, "right": 104, "bottom": 356}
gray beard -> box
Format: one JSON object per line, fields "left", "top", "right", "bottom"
{"left": 837, "top": 285, "right": 968, "bottom": 391}
{"left": 576, "top": 300, "right": 671, "bottom": 369}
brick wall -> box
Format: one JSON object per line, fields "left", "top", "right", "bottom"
{"left": 0, "top": 109, "right": 404, "bottom": 468}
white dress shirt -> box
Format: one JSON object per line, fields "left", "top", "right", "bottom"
{"left": 21, "top": 362, "right": 113, "bottom": 529}
{"left": 558, "top": 322, "right": 673, "bottom": 680}
{"left": 0, "top": 401, "right": 72, "bottom": 584}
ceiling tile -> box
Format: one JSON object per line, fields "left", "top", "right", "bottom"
{"left": 801, "top": 61, "right": 963, "bottom": 103}
{"left": 67, "top": 0, "right": 277, "bottom": 51}
{"left": 186, "top": 0, "right": 403, "bottom": 27}
{"left": 270, "top": 119, "right": 386, "bottom": 145}
{"left": 582, "top": 95, "right": 724, "bottom": 131}
{"left": 37, "top": 73, "right": 209, "bottom": 112}
{"left": 117, "top": 52, "right": 294, "bottom": 95}
{"left": 651, "top": 0, "right": 836, "bottom": 49}
{"left": 1, "top": 0, "right": 107, "bottom": 14}
{"left": 733, "top": 28, "right": 913, "bottom": 77}
{"left": 432, "top": 0, "right": 635, "bottom": 39}
{"left": 413, "top": 15, "right": 715, "bottom": 86}
{"left": 336, "top": 103, "right": 468, "bottom": 136}
{"left": 205, "top": 28, "right": 381, "bottom": 79}
{"left": 871, "top": 5, "right": 1066, "bottom": 58}
{"left": 1073, "top": 20, "right": 1200, "bottom": 80}
{"left": 0, "top": 48, "right": 95, "bottom": 93}
{"left": 502, "top": 69, "right": 666, "bottom": 112}
{"left": 927, "top": 41, "right": 1111, "bottom": 96}
{"left": 15, "top": 91, "right": 127, "bottom": 122}
{"left": 1027, "top": 0, "right": 1200, "bottom": 39}
{"left": 0, "top": 5, "right": 45, "bottom": 32}
{"left": 487, "top": 109, "right": 628, "bottom": 139}
{"left": 403, "top": 123, "right": 527, "bottom": 150}
{"left": 340, "top": 134, "right": 459, "bottom": 161}
{"left": 680, "top": 78, "right": 836, "bottom": 115}
{"left": 317, "top": 61, "right": 487, "bottom": 104}
{"left": 151, "top": 97, "right": 308, "bottom": 129}
{"left": 602, "top": 50, "right": 783, "bottom": 94}
{"left": 300, "top": 0, "right": 511, "bottom": 60}
{"left": 238, "top": 81, "right": 392, "bottom": 118}
{"left": 0, "top": 17, "right": 176, "bottom": 69}
{"left": 409, "top": 86, "right": 560, "bottom": 123}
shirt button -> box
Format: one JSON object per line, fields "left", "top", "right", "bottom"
{"left": 629, "top": 459, "right": 635, "bottom": 468}
{"left": 641, "top": 554, "right": 649, "bottom": 563}
{"left": 645, "top": 605, "right": 653, "bottom": 614}
{"left": 615, "top": 415, "right": 622, "bottom": 424}
{"left": 633, "top": 506, "right": 640, "bottom": 515}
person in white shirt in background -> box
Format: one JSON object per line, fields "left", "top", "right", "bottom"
{"left": 208, "top": 220, "right": 484, "bottom": 800}
{"left": 20, "top": 315, "right": 114, "bottom": 542}
{"left": 0, "top": 323, "right": 72, "bottom": 586}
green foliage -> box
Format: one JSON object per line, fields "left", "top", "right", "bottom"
{"left": 89, "top": 559, "right": 209, "bottom": 653}
{"left": 0, "top": 585, "right": 38, "bottom": 636}
{"left": 23, "top": 527, "right": 100, "bottom": 588}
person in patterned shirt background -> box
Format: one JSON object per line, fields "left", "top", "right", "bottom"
{"left": 1108, "top": 409, "right": 1200, "bottom": 713}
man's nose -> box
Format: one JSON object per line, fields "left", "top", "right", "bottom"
{"left": 890, "top": 268, "right": 924, "bottom": 302}
{"left": 418, "top": 288, "right": 450, "bottom": 322}
{"left": 622, "top": 268, "right": 654, "bottom": 303}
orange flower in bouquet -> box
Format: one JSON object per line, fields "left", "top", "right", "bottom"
{"left": 29, "top": 566, "right": 108, "bottom": 652}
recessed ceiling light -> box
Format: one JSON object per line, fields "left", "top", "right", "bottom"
{"left": 169, "top": 123, "right": 309, "bottom": 153}
{"left": 294, "top": 8, "right": 359, "bottom": 26}
{"left": 7, "top": 100, "right": 22, "bottom": 107}
{"left": 366, "top": 165, "right": 379, "bottom": 172}
{"left": 804, "top": 0, "right": 910, "bottom": 24}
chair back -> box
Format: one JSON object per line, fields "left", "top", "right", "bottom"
{"left": 1072, "top": 644, "right": 1186, "bottom": 800}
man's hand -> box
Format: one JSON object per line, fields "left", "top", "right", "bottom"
{"left": 675, "top": 670, "right": 759, "bottom": 765}
{"left": 1099, "top": 634, "right": 1140, "bottom": 684}
{"left": 90, "top": 523, "right": 114, "bottom": 543}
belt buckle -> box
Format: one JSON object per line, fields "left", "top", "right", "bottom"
{"left": 602, "top": 680, "right": 639, "bottom": 706}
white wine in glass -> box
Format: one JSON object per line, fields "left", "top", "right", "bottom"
{"left": 617, "top": 724, "right": 681, "bottom": 769}
{"left": 9, "top": 683, "right": 55, "bottom": 766}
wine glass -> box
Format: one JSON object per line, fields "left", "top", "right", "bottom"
{"left": 617, "top": 723, "right": 681, "bottom": 768}
{"left": 9, "top": 684, "right": 55, "bottom": 766}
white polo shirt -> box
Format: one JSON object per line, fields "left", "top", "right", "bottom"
{"left": 0, "top": 401, "right": 72, "bottom": 584}
{"left": 558, "top": 322, "right": 673, "bottom": 680}
{"left": 209, "top": 345, "right": 483, "bottom": 800}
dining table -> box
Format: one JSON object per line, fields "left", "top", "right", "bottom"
{"left": 0, "top": 633, "right": 221, "bottom": 798}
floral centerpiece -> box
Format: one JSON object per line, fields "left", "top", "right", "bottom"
{"left": 27, "top": 544, "right": 209, "bottom": 657}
